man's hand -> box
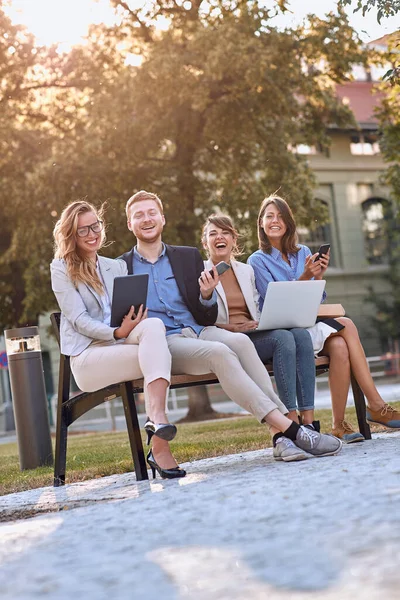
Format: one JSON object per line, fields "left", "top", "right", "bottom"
{"left": 114, "top": 305, "right": 147, "bottom": 339}
{"left": 199, "top": 267, "right": 218, "bottom": 300}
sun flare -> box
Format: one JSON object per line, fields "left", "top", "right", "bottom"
{"left": 4, "top": 0, "right": 117, "bottom": 47}
{"left": 3, "top": 0, "right": 391, "bottom": 51}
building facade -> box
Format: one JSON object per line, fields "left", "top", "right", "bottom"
{"left": 299, "top": 73, "right": 393, "bottom": 356}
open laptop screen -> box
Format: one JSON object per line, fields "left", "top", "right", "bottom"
{"left": 257, "top": 280, "right": 326, "bottom": 331}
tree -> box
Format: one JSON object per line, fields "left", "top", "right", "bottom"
{"left": 0, "top": 5, "right": 112, "bottom": 328}
{"left": 105, "top": 1, "right": 363, "bottom": 243}
{"left": 0, "top": 8, "right": 47, "bottom": 329}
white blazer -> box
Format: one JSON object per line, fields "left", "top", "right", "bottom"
{"left": 50, "top": 256, "right": 128, "bottom": 356}
{"left": 204, "top": 258, "right": 261, "bottom": 324}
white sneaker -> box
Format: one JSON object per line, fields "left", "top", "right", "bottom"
{"left": 273, "top": 436, "right": 313, "bottom": 462}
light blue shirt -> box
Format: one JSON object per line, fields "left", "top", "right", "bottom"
{"left": 133, "top": 245, "right": 214, "bottom": 336}
{"left": 248, "top": 245, "right": 326, "bottom": 311}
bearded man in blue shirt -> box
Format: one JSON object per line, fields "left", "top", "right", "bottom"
{"left": 119, "top": 190, "right": 342, "bottom": 474}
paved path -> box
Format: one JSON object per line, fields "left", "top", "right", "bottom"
{"left": 0, "top": 431, "right": 399, "bottom": 600}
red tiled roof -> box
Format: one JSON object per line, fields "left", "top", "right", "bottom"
{"left": 336, "top": 81, "right": 384, "bottom": 125}
{"left": 368, "top": 33, "right": 395, "bottom": 47}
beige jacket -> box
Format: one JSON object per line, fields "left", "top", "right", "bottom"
{"left": 204, "top": 258, "right": 260, "bottom": 324}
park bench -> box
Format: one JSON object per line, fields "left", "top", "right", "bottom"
{"left": 50, "top": 312, "right": 371, "bottom": 487}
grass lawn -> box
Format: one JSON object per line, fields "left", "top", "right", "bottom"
{"left": 0, "top": 404, "right": 397, "bottom": 497}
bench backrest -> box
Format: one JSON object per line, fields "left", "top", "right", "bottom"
{"left": 50, "top": 312, "right": 73, "bottom": 405}
{"left": 50, "top": 312, "right": 62, "bottom": 348}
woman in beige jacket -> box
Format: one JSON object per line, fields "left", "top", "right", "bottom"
{"left": 202, "top": 214, "right": 320, "bottom": 432}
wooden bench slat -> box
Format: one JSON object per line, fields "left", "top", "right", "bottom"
{"left": 131, "top": 355, "right": 332, "bottom": 389}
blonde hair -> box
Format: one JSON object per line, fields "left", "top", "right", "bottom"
{"left": 125, "top": 190, "right": 164, "bottom": 219}
{"left": 201, "top": 214, "right": 243, "bottom": 258}
{"left": 53, "top": 200, "right": 106, "bottom": 294}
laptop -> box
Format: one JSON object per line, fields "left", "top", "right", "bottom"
{"left": 257, "top": 280, "right": 326, "bottom": 330}
{"left": 110, "top": 274, "right": 149, "bottom": 327}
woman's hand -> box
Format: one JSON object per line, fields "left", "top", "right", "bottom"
{"left": 199, "top": 267, "right": 218, "bottom": 300}
{"left": 299, "top": 254, "right": 323, "bottom": 280}
{"left": 217, "top": 321, "right": 258, "bottom": 332}
{"left": 233, "top": 321, "right": 259, "bottom": 332}
{"left": 114, "top": 305, "right": 147, "bottom": 339}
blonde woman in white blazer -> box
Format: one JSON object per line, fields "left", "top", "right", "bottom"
{"left": 50, "top": 200, "right": 185, "bottom": 479}
{"left": 202, "top": 214, "right": 319, "bottom": 430}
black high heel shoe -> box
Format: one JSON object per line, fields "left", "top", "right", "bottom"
{"left": 144, "top": 419, "right": 177, "bottom": 445}
{"left": 146, "top": 449, "right": 186, "bottom": 480}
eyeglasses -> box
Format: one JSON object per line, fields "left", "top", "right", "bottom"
{"left": 76, "top": 221, "right": 104, "bottom": 238}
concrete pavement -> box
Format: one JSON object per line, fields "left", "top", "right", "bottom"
{"left": 0, "top": 431, "right": 399, "bottom": 599}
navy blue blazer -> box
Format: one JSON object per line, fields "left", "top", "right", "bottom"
{"left": 119, "top": 244, "right": 218, "bottom": 327}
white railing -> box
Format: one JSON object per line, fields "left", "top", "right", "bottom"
{"left": 315, "top": 354, "right": 400, "bottom": 391}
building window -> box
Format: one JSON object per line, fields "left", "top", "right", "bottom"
{"left": 289, "top": 144, "right": 328, "bottom": 156}
{"left": 350, "top": 134, "right": 380, "bottom": 155}
{"left": 297, "top": 200, "right": 335, "bottom": 267}
{"left": 362, "top": 198, "right": 389, "bottom": 265}
{"left": 295, "top": 144, "right": 317, "bottom": 155}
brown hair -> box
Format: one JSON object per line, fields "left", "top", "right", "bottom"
{"left": 202, "top": 214, "right": 243, "bottom": 258}
{"left": 257, "top": 195, "right": 299, "bottom": 255}
{"left": 125, "top": 190, "right": 164, "bottom": 219}
{"left": 53, "top": 200, "right": 106, "bottom": 294}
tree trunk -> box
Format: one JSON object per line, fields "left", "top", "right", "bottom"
{"left": 177, "top": 385, "right": 241, "bottom": 423}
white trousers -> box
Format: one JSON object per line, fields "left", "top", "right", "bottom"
{"left": 167, "top": 326, "right": 288, "bottom": 422}
{"left": 70, "top": 318, "right": 171, "bottom": 414}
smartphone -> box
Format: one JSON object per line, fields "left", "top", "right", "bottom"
{"left": 209, "top": 261, "right": 231, "bottom": 277}
{"left": 314, "top": 244, "right": 330, "bottom": 262}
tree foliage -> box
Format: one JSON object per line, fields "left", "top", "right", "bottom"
{"left": 339, "top": 0, "right": 400, "bottom": 22}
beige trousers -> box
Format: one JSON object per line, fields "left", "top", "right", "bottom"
{"left": 70, "top": 318, "right": 171, "bottom": 414}
{"left": 167, "top": 326, "right": 288, "bottom": 422}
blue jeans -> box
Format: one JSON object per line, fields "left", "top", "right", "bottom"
{"left": 246, "top": 328, "right": 315, "bottom": 412}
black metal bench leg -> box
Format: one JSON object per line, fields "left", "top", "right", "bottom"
{"left": 54, "top": 410, "right": 68, "bottom": 487}
{"left": 351, "top": 372, "right": 372, "bottom": 440}
{"left": 121, "top": 382, "right": 148, "bottom": 481}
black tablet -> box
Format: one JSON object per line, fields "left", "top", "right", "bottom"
{"left": 110, "top": 274, "right": 149, "bottom": 327}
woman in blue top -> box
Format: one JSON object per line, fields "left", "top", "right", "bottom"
{"left": 248, "top": 195, "right": 400, "bottom": 441}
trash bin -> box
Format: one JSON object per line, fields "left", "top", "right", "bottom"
{"left": 4, "top": 326, "right": 53, "bottom": 470}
